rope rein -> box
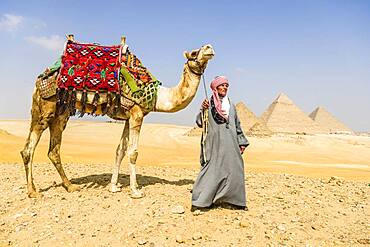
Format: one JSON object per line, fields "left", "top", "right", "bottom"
{"left": 201, "top": 74, "right": 209, "bottom": 163}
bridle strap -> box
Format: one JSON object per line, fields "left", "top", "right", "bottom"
{"left": 186, "top": 60, "right": 204, "bottom": 76}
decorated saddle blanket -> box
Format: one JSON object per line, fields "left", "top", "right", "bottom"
{"left": 58, "top": 40, "right": 156, "bottom": 93}
{"left": 37, "top": 39, "right": 161, "bottom": 115}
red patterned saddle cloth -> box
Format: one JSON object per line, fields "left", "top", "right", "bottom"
{"left": 57, "top": 40, "right": 154, "bottom": 93}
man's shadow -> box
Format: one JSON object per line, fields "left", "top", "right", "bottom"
{"left": 41, "top": 173, "right": 194, "bottom": 192}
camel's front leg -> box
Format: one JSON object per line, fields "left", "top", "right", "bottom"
{"left": 127, "top": 107, "right": 144, "bottom": 198}
{"left": 109, "top": 120, "right": 129, "bottom": 193}
{"left": 20, "top": 93, "right": 53, "bottom": 198}
{"left": 21, "top": 123, "right": 47, "bottom": 198}
{"left": 48, "top": 113, "right": 80, "bottom": 193}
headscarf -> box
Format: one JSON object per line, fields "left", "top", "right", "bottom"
{"left": 210, "top": 75, "right": 229, "bottom": 120}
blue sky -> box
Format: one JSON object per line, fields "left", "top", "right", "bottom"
{"left": 0, "top": 0, "right": 369, "bottom": 131}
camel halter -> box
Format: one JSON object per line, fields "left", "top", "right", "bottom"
{"left": 186, "top": 60, "right": 204, "bottom": 76}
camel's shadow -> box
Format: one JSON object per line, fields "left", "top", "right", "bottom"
{"left": 41, "top": 173, "right": 194, "bottom": 192}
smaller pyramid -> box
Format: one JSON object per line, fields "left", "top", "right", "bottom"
{"left": 309, "top": 106, "right": 353, "bottom": 134}
{"left": 260, "top": 93, "right": 323, "bottom": 134}
{"left": 247, "top": 121, "right": 273, "bottom": 136}
{"left": 235, "top": 102, "right": 259, "bottom": 131}
{"left": 236, "top": 102, "right": 272, "bottom": 136}
{"left": 185, "top": 126, "right": 203, "bottom": 136}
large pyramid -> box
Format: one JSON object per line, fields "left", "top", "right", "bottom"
{"left": 309, "top": 106, "right": 353, "bottom": 134}
{"left": 235, "top": 102, "right": 272, "bottom": 136}
{"left": 260, "top": 93, "right": 323, "bottom": 134}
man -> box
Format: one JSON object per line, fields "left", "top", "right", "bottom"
{"left": 192, "top": 75, "right": 249, "bottom": 210}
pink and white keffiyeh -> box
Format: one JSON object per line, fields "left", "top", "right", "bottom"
{"left": 210, "top": 75, "right": 229, "bottom": 120}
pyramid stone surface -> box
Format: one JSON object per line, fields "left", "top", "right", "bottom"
{"left": 260, "top": 93, "right": 323, "bottom": 134}
{"left": 309, "top": 106, "right": 353, "bottom": 134}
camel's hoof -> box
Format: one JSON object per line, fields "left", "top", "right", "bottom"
{"left": 109, "top": 184, "right": 122, "bottom": 193}
{"left": 28, "top": 191, "right": 42, "bottom": 198}
{"left": 65, "top": 184, "right": 80, "bottom": 193}
{"left": 130, "top": 189, "right": 144, "bottom": 199}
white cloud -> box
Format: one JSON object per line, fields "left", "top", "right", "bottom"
{"left": 0, "top": 14, "right": 24, "bottom": 31}
{"left": 25, "top": 35, "right": 65, "bottom": 51}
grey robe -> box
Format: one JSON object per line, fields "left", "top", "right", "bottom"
{"left": 192, "top": 99, "right": 249, "bottom": 207}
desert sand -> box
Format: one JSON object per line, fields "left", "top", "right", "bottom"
{"left": 0, "top": 120, "right": 369, "bottom": 246}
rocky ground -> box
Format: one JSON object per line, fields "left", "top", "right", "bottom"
{"left": 0, "top": 163, "right": 369, "bottom": 246}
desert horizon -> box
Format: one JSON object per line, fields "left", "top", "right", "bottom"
{"left": 1, "top": 119, "right": 369, "bottom": 181}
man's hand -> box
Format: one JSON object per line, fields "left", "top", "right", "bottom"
{"left": 201, "top": 99, "right": 209, "bottom": 110}
{"left": 240, "top": 146, "right": 246, "bottom": 155}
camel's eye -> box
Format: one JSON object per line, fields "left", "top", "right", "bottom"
{"left": 190, "top": 50, "right": 198, "bottom": 58}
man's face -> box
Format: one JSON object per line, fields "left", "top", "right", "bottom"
{"left": 216, "top": 83, "right": 229, "bottom": 97}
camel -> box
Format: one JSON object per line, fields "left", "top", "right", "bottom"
{"left": 20, "top": 36, "right": 214, "bottom": 198}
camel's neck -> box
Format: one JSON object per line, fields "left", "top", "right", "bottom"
{"left": 154, "top": 63, "right": 201, "bottom": 112}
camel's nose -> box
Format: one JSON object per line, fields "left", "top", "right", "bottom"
{"left": 203, "top": 44, "right": 215, "bottom": 56}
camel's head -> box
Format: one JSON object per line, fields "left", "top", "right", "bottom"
{"left": 184, "top": 44, "right": 215, "bottom": 75}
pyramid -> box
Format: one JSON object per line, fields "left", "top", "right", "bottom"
{"left": 185, "top": 126, "right": 203, "bottom": 136}
{"left": 309, "top": 106, "right": 353, "bottom": 134}
{"left": 260, "top": 93, "right": 323, "bottom": 134}
{"left": 247, "top": 121, "right": 273, "bottom": 136}
{"left": 235, "top": 102, "right": 259, "bottom": 131}
{"left": 235, "top": 102, "right": 272, "bottom": 136}
{"left": 185, "top": 101, "right": 272, "bottom": 137}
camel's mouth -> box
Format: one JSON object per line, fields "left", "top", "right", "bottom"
{"left": 202, "top": 52, "right": 215, "bottom": 59}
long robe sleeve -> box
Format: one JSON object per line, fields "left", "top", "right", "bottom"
{"left": 234, "top": 109, "right": 249, "bottom": 147}
{"left": 196, "top": 111, "right": 203, "bottom": 128}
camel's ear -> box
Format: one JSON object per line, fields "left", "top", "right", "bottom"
{"left": 183, "top": 51, "right": 191, "bottom": 59}
{"left": 183, "top": 50, "right": 199, "bottom": 60}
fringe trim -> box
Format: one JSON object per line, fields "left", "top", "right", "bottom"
{"left": 56, "top": 88, "right": 69, "bottom": 115}
{"left": 91, "top": 91, "right": 100, "bottom": 115}
{"left": 68, "top": 88, "right": 77, "bottom": 116}
{"left": 106, "top": 92, "right": 115, "bottom": 115}
{"left": 113, "top": 93, "right": 121, "bottom": 115}
{"left": 56, "top": 89, "right": 133, "bottom": 117}
{"left": 79, "top": 89, "right": 87, "bottom": 117}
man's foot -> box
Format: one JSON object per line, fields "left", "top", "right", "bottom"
{"left": 223, "top": 203, "right": 248, "bottom": 211}
{"left": 191, "top": 205, "right": 211, "bottom": 212}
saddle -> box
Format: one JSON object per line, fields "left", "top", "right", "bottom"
{"left": 36, "top": 36, "right": 161, "bottom": 116}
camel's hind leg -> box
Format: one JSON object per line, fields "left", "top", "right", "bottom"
{"left": 48, "top": 112, "right": 80, "bottom": 193}
{"left": 20, "top": 91, "right": 54, "bottom": 198}
{"left": 109, "top": 120, "right": 129, "bottom": 193}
